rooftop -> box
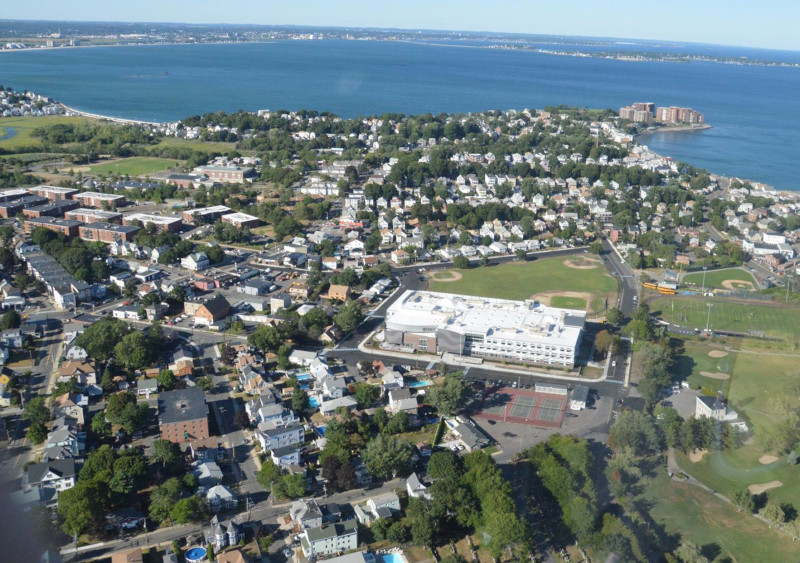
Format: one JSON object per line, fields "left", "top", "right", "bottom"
{"left": 124, "top": 213, "right": 182, "bottom": 225}
{"left": 157, "top": 388, "right": 208, "bottom": 424}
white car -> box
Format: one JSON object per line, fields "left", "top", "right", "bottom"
{"left": 612, "top": 360, "right": 617, "bottom": 367}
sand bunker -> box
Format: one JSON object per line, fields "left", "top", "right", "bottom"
{"left": 699, "top": 371, "right": 730, "bottom": 380}
{"left": 429, "top": 270, "right": 462, "bottom": 282}
{"left": 689, "top": 449, "right": 708, "bottom": 463}
{"left": 748, "top": 480, "right": 783, "bottom": 495}
{"left": 563, "top": 258, "right": 598, "bottom": 270}
{"left": 708, "top": 350, "right": 729, "bottom": 358}
{"left": 530, "top": 290, "right": 594, "bottom": 311}
{"left": 759, "top": 455, "right": 779, "bottom": 465}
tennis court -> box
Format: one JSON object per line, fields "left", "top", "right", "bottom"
{"left": 475, "top": 387, "right": 566, "bottom": 428}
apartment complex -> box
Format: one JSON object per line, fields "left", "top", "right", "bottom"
{"left": 182, "top": 205, "right": 231, "bottom": 224}
{"left": 24, "top": 217, "right": 82, "bottom": 237}
{"left": 74, "top": 191, "right": 127, "bottom": 208}
{"left": 122, "top": 213, "right": 183, "bottom": 232}
{"left": 65, "top": 208, "right": 123, "bottom": 224}
{"left": 27, "top": 185, "right": 78, "bottom": 201}
{"left": 78, "top": 222, "right": 140, "bottom": 243}
{"left": 385, "top": 290, "right": 585, "bottom": 367}
{"left": 619, "top": 102, "right": 704, "bottom": 125}
{"left": 157, "top": 388, "right": 210, "bottom": 443}
{"left": 193, "top": 164, "right": 255, "bottom": 184}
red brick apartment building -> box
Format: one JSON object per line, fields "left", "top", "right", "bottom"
{"left": 157, "top": 388, "right": 209, "bottom": 443}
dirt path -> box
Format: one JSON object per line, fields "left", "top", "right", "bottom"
{"left": 428, "top": 270, "right": 463, "bottom": 282}
{"left": 563, "top": 258, "right": 599, "bottom": 269}
{"left": 530, "top": 290, "right": 594, "bottom": 310}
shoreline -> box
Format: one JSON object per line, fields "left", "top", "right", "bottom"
{"left": 58, "top": 103, "right": 164, "bottom": 126}
{"left": 636, "top": 123, "right": 712, "bottom": 136}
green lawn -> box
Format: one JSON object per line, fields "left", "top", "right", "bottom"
{"left": 642, "top": 464, "right": 798, "bottom": 561}
{"left": 427, "top": 256, "right": 617, "bottom": 314}
{"left": 89, "top": 157, "right": 182, "bottom": 177}
{"left": 153, "top": 137, "right": 237, "bottom": 153}
{"left": 673, "top": 343, "right": 800, "bottom": 507}
{"left": 651, "top": 296, "right": 800, "bottom": 338}
{"left": 0, "top": 115, "right": 94, "bottom": 151}
{"left": 682, "top": 268, "right": 756, "bottom": 290}
{"left": 550, "top": 296, "right": 587, "bottom": 310}
{"left": 672, "top": 339, "right": 738, "bottom": 394}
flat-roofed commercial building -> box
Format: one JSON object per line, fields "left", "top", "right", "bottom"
{"left": 0, "top": 188, "right": 29, "bottom": 202}
{"left": 27, "top": 185, "right": 78, "bottom": 201}
{"left": 74, "top": 192, "right": 127, "bottom": 209}
{"left": 221, "top": 212, "right": 261, "bottom": 229}
{"left": 79, "top": 222, "right": 140, "bottom": 243}
{"left": 193, "top": 165, "right": 255, "bottom": 184}
{"left": 123, "top": 213, "right": 183, "bottom": 232}
{"left": 182, "top": 205, "right": 231, "bottom": 224}
{"left": 66, "top": 208, "right": 123, "bottom": 224}
{"left": 0, "top": 195, "right": 48, "bottom": 218}
{"left": 22, "top": 200, "right": 80, "bottom": 218}
{"left": 385, "top": 290, "right": 586, "bottom": 367}
{"left": 24, "top": 217, "right": 83, "bottom": 237}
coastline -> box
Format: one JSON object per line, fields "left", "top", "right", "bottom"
{"left": 636, "top": 123, "right": 712, "bottom": 136}
{"left": 58, "top": 103, "right": 164, "bottom": 127}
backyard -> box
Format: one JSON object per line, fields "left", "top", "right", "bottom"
{"left": 427, "top": 256, "right": 617, "bottom": 315}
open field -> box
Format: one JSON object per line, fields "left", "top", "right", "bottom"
{"left": 674, "top": 340, "right": 800, "bottom": 506}
{"left": 651, "top": 295, "right": 800, "bottom": 338}
{"left": 153, "top": 137, "right": 237, "bottom": 153}
{"left": 427, "top": 256, "right": 617, "bottom": 314}
{"left": 682, "top": 268, "right": 756, "bottom": 290}
{"left": 550, "top": 295, "right": 587, "bottom": 310}
{"left": 642, "top": 465, "right": 798, "bottom": 561}
{"left": 0, "top": 115, "right": 94, "bottom": 151}
{"left": 672, "top": 339, "right": 738, "bottom": 394}
{"left": 89, "top": 156, "right": 182, "bottom": 177}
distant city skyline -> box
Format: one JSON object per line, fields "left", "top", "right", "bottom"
{"left": 3, "top": 0, "right": 799, "bottom": 52}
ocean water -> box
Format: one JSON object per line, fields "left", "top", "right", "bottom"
{"left": 1, "top": 40, "right": 798, "bottom": 189}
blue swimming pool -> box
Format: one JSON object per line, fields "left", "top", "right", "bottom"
{"left": 316, "top": 425, "right": 326, "bottom": 436}
{"left": 185, "top": 546, "right": 207, "bottom": 563}
{"left": 381, "top": 553, "right": 405, "bottom": 563}
{"left": 296, "top": 373, "right": 313, "bottom": 381}
{"left": 409, "top": 381, "right": 432, "bottom": 388}
{"left": 309, "top": 396, "right": 321, "bottom": 408}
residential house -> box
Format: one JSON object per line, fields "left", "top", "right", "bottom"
{"left": 452, "top": 417, "right": 491, "bottom": 451}
{"left": 191, "top": 437, "right": 225, "bottom": 462}
{"left": 388, "top": 388, "right": 418, "bottom": 415}
{"left": 381, "top": 371, "right": 404, "bottom": 392}
{"left": 194, "top": 295, "right": 231, "bottom": 326}
{"left": 256, "top": 423, "right": 304, "bottom": 452}
{"left": 136, "top": 379, "right": 158, "bottom": 397}
{"left": 319, "top": 396, "right": 358, "bottom": 416}
{"left": 391, "top": 249, "right": 410, "bottom": 265}
{"left": 291, "top": 498, "right": 324, "bottom": 530}
{"left": 300, "top": 520, "right": 358, "bottom": 558}
{"left": 22, "top": 459, "right": 77, "bottom": 507}
{"left": 215, "top": 550, "right": 251, "bottom": 563}
{"left": 203, "top": 517, "right": 242, "bottom": 552}
{"left": 320, "top": 376, "right": 347, "bottom": 400}
{"left": 181, "top": 252, "right": 210, "bottom": 271}
{"left": 354, "top": 492, "right": 401, "bottom": 524}
{"left": 327, "top": 284, "right": 351, "bottom": 301}
{"left": 157, "top": 388, "right": 209, "bottom": 443}
{"left": 206, "top": 484, "right": 238, "bottom": 512}
{"left": 192, "top": 460, "right": 223, "bottom": 487}
{"left": 110, "top": 548, "right": 144, "bottom": 563}
{"left": 406, "top": 473, "right": 431, "bottom": 500}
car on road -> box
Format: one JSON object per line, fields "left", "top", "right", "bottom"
{"left": 611, "top": 360, "right": 617, "bottom": 367}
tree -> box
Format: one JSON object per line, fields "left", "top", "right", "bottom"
{"left": 109, "top": 450, "right": 148, "bottom": 496}
{"left": 105, "top": 392, "right": 148, "bottom": 434}
{"left": 589, "top": 240, "right": 603, "bottom": 255}
{"left": 363, "top": 434, "right": 413, "bottom": 479}
{"left": 248, "top": 325, "right": 282, "bottom": 354}
{"left": 234, "top": 409, "right": 252, "bottom": 429}
{"left": 760, "top": 502, "right": 785, "bottom": 529}
{"left": 75, "top": 318, "right": 130, "bottom": 361}
{"left": 24, "top": 396, "right": 50, "bottom": 426}
{"left": 606, "top": 307, "right": 624, "bottom": 326}
{"left": 427, "top": 450, "right": 462, "bottom": 481}
{"left": 275, "top": 473, "right": 307, "bottom": 499}
{"left": 594, "top": 329, "right": 613, "bottom": 357}
{"left": 385, "top": 410, "right": 410, "bottom": 435}
{"left": 732, "top": 488, "right": 755, "bottom": 513}
{"left": 0, "top": 309, "right": 21, "bottom": 330}
{"left": 674, "top": 541, "right": 709, "bottom": 563}
{"left": 453, "top": 255, "right": 470, "bottom": 269}
{"left": 114, "top": 332, "right": 155, "bottom": 370}
{"left": 58, "top": 479, "right": 106, "bottom": 536}
{"left": 90, "top": 413, "right": 111, "bottom": 440}
{"left": 408, "top": 499, "right": 438, "bottom": 547}
{"left": 292, "top": 389, "right": 309, "bottom": 413}
{"left": 334, "top": 300, "right": 363, "bottom": 333}
{"left": 196, "top": 376, "right": 214, "bottom": 392}
{"left": 427, "top": 371, "right": 474, "bottom": 416}
{"left": 170, "top": 496, "right": 209, "bottom": 524}
{"left": 257, "top": 459, "right": 283, "bottom": 491}
{"left": 608, "top": 410, "right": 662, "bottom": 455}
{"left": 354, "top": 383, "right": 380, "bottom": 409}
{"left": 149, "top": 477, "right": 183, "bottom": 524}
{"left": 27, "top": 421, "right": 48, "bottom": 444}
{"left": 150, "top": 439, "right": 182, "bottom": 470}
{"left": 157, "top": 369, "right": 176, "bottom": 391}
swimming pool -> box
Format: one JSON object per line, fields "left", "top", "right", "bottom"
{"left": 409, "top": 381, "right": 432, "bottom": 388}
{"left": 309, "top": 396, "right": 321, "bottom": 408}
{"left": 296, "top": 373, "right": 313, "bottom": 381}
{"left": 381, "top": 553, "right": 405, "bottom": 563}
{"left": 185, "top": 546, "right": 207, "bottom": 563}
{"left": 316, "top": 425, "right": 326, "bottom": 436}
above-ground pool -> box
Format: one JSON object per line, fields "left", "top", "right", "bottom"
{"left": 381, "top": 554, "right": 406, "bottom": 563}
{"left": 185, "top": 546, "right": 207, "bottom": 563}
{"left": 309, "top": 396, "right": 321, "bottom": 408}
{"left": 409, "top": 380, "right": 432, "bottom": 388}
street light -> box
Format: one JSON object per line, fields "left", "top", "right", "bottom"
{"left": 701, "top": 266, "right": 708, "bottom": 294}
{"left": 705, "top": 303, "right": 713, "bottom": 333}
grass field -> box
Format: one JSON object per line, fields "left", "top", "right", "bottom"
{"left": 673, "top": 339, "right": 800, "bottom": 506}
{"left": 682, "top": 268, "right": 756, "bottom": 290}
{"left": 0, "top": 115, "right": 94, "bottom": 151}
{"left": 550, "top": 295, "right": 587, "bottom": 309}
{"left": 427, "top": 256, "right": 617, "bottom": 314}
{"left": 154, "top": 137, "right": 237, "bottom": 153}
{"left": 642, "top": 464, "right": 798, "bottom": 561}
{"left": 651, "top": 296, "right": 800, "bottom": 338}
{"left": 673, "top": 339, "right": 738, "bottom": 394}
{"left": 89, "top": 156, "right": 181, "bottom": 177}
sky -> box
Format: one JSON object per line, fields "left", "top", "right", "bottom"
{"left": 4, "top": 0, "right": 799, "bottom": 52}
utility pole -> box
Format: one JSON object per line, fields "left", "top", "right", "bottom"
{"left": 701, "top": 266, "right": 708, "bottom": 294}
{"left": 705, "top": 303, "right": 713, "bottom": 333}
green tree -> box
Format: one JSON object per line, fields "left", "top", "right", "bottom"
{"left": 334, "top": 300, "right": 364, "bottom": 333}
{"left": 27, "top": 421, "right": 48, "bottom": 444}
{"left": 427, "top": 371, "right": 475, "bottom": 416}
{"left": 427, "top": 450, "right": 462, "bottom": 481}
{"left": 157, "top": 369, "right": 176, "bottom": 391}
{"left": 589, "top": 240, "right": 603, "bottom": 255}
{"left": 760, "top": 502, "right": 785, "bottom": 529}
{"left": 606, "top": 307, "right": 624, "bottom": 326}
{"left": 75, "top": 318, "right": 130, "bottom": 361}
{"left": 90, "top": 413, "right": 111, "bottom": 440}
{"left": 24, "top": 396, "right": 50, "bottom": 426}
{"left": 114, "top": 332, "right": 154, "bottom": 370}
{"left": 58, "top": 479, "right": 106, "bottom": 536}
{"left": 292, "top": 389, "right": 309, "bottom": 413}
{"left": 594, "top": 329, "right": 613, "bottom": 357}
{"left": 674, "top": 541, "right": 709, "bottom": 563}
{"left": 105, "top": 392, "right": 148, "bottom": 434}
{"left": 0, "top": 309, "right": 21, "bottom": 330}
{"left": 275, "top": 473, "right": 307, "bottom": 499}
{"left": 363, "top": 434, "right": 413, "bottom": 479}
{"left": 149, "top": 477, "right": 183, "bottom": 524}
{"left": 170, "top": 496, "right": 209, "bottom": 524}
{"left": 354, "top": 383, "right": 380, "bottom": 409}
{"left": 109, "top": 450, "right": 148, "bottom": 496}
{"left": 453, "top": 255, "right": 470, "bottom": 269}
{"left": 732, "top": 488, "right": 755, "bottom": 513}
{"left": 150, "top": 438, "right": 182, "bottom": 470}
{"left": 257, "top": 459, "right": 283, "bottom": 491}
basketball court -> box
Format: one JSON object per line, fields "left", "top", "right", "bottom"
{"left": 475, "top": 386, "right": 566, "bottom": 428}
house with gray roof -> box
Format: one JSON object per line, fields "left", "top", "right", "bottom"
{"left": 290, "top": 498, "right": 323, "bottom": 530}
{"left": 300, "top": 519, "right": 358, "bottom": 557}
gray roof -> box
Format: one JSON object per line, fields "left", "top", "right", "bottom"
{"left": 26, "top": 459, "right": 76, "bottom": 485}
{"left": 571, "top": 385, "right": 589, "bottom": 402}
{"left": 454, "top": 419, "right": 491, "bottom": 449}
{"left": 262, "top": 423, "right": 302, "bottom": 437}
{"left": 388, "top": 388, "right": 412, "bottom": 401}
{"left": 158, "top": 388, "right": 207, "bottom": 424}
{"left": 305, "top": 519, "right": 358, "bottom": 542}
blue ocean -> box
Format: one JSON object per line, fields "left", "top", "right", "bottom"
{"left": 1, "top": 39, "right": 799, "bottom": 189}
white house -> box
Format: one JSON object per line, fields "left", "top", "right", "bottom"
{"left": 206, "top": 484, "right": 237, "bottom": 512}
{"left": 406, "top": 473, "right": 431, "bottom": 500}
{"left": 354, "top": 492, "right": 401, "bottom": 524}
{"left": 300, "top": 520, "right": 359, "bottom": 557}
{"left": 257, "top": 423, "right": 304, "bottom": 451}
{"left": 181, "top": 252, "right": 210, "bottom": 271}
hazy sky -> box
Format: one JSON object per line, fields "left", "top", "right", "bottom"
{"left": 5, "top": 0, "right": 798, "bottom": 52}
